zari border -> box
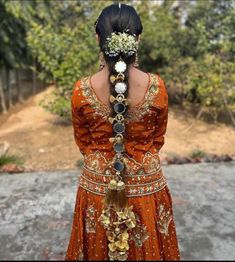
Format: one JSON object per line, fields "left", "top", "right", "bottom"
{"left": 83, "top": 150, "right": 162, "bottom": 177}
{"left": 83, "top": 164, "right": 162, "bottom": 177}
{"left": 78, "top": 174, "right": 167, "bottom": 197}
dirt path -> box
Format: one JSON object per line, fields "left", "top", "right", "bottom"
{"left": 0, "top": 85, "right": 234, "bottom": 171}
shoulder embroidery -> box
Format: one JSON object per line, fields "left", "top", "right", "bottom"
{"left": 80, "top": 76, "right": 111, "bottom": 119}
{"left": 80, "top": 74, "right": 160, "bottom": 122}
{"left": 126, "top": 73, "right": 160, "bottom": 122}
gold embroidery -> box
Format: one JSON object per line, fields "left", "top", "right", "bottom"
{"left": 80, "top": 150, "right": 166, "bottom": 197}
{"left": 77, "top": 246, "right": 84, "bottom": 261}
{"left": 126, "top": 73, "right": 160, "bottom": 122}
{"left": 79, "top": 173, "right": 167, "bottom": 197}
{"left": 80, "top": 76, "right": 111, "bottom": 119}
{"left": 80, "top": 74, "right": 159, "bottom": 122}
{"left": 85, "top": 205, "right": 97, "bottom": 233}
{"left": 129, "top": 213, "right": 149, "bottom": 247}
{"left": 71, "top": 245, "right": 84, "bottom": 261}
{"left": 83, "top": 150, "right": 161, "bottom": 176}
{"left": 124, "top": 151, "right": 161, "bottom": 175}
{"left": 98, "top": 205, "right": 137, "bottom": 261}
{"left": 83, "top": 151, "right": 113, "bottom": 174}
{"left": 157, "top": 204, "right": 173, "bottom": 236}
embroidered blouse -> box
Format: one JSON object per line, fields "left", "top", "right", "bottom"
{"left": 65, "top": 73, "right": 181, "bottom": 261}
{"left": 71, "top": 72, "right": 168, "bottom": 163}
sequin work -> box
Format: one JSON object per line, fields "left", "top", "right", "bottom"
{"left": 65, "top": 73, "right": 180, "bottom": 261}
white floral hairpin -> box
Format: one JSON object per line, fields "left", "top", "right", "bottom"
{"left": 115, "top": 60, "right": 127, "bottom": 73}
{"left": 104, "top": 32, "right": 138, "bottom": 57}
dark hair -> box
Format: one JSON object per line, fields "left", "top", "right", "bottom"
{"left": 94, "top": 3, "right": 143, "bottom": 208}
{"left": 94, "top": 2, "right": 143, "bottom": 113}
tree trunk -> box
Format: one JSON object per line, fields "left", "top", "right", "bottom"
{"left": 223, "top": 92, "right": 235, "bottom": 126}
{"left": 15, "top": 69, "right": 24, "bottom": 103}
{"left": 182, "top": 106, "right": 205, "bottom": 134}
{"left": 6, "top": 69, "right": 13, "bottom": 108}
{"left": 0, "top": 70, "right": 7, "bottom": 114}
{"left": 32, "top": 59, "right": 37, "bottom": 94}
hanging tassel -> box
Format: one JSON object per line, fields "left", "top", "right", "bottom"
{"left": 99, "top": 178, "right": 136, "bottom": 261}
{"left": 116, "top": 180, "right": 128, "bottom": 209}
{"left": 104, "top": 179, "right": 118, "bottom": 206}
{"left": 104, "top": 179, "right": 128, "bottom": 209}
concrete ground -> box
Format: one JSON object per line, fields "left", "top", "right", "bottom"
{"left": 0, "top": 162, "right": 234, "bottom": 260}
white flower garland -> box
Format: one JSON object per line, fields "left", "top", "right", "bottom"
{"left": 104, "top": 32, "right": 138, "bottom": 57}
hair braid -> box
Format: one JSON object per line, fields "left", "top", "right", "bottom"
{"left": 95, "top": 3, "right": 143, "bottom": 260}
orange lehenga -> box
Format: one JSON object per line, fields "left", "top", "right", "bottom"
{"left": 65, "top": 72, "right": 180, "bottom": 261}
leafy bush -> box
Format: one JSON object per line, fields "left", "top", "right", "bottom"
{"left": 38, "top": 88, "right": 71, "bottom": 118}
{"left": 165, "top": 54, "right": 235, "bottom": 121}
{"left": 27, "top": 22, "right": 99, "bottom": 119}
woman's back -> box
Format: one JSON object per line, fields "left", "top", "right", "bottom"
{"left": 66, "top": 71, "right": 181, "bottom": 261}
{"left": 65, "top": 3, "right": 180, "bottom": 261}
{"left": 89, "top": 67, "right": 150, "bottom": 107}
{"left": 70, "top": 69, "right": 167, "bottom": 163}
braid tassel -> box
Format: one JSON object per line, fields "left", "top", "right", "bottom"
{"left": 98, "top": 56, "right": 137, "bottom": 261}
{"left": 104, "top": 177, "right": 128, "bottom": 209}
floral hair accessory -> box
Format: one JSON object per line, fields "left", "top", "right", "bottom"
{"left": 104, "top": 32, "right": 138, "bottom": 57}
{"left": 115, "top": 60, "right": 127, "bottom": 73}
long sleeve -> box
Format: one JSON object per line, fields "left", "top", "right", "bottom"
{"left": 153, "top": 77, "right": 168, "bottom": 152}
{"left": 71, "top": 82, "right": 91, "bottom": 156}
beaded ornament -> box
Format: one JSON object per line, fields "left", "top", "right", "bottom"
{"left": 98, "top": 28, "right": 140, "bottom": 262}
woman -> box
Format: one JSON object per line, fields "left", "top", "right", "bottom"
{"left": 65, "top": 3, "right": 180, "bottom": 261}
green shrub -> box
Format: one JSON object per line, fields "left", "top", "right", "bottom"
{"left": 190, "top": 149, "right": 206, "bottom": 159}
{"left": 0, "top": 154, "right": 24, "bottom": 167}
{"left": 38, "top": 88, "right": 71, "bottom": 118}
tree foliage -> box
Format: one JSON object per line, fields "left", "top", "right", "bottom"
{"left": 0, "top": 0, "right": 29, "bottom": 68}
{"left": 2, "top": 0, "right": 235, "bottom": 123}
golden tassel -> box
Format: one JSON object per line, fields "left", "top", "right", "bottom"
{"left": 104, "top": 179, "right": 128, "bottom": 209}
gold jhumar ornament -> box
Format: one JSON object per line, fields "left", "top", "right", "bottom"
{"left": 98, "top": 205, "right": 137, "bottom": 261}
{"left": 98, "top": 29, "right": 140, "bottom": 262}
